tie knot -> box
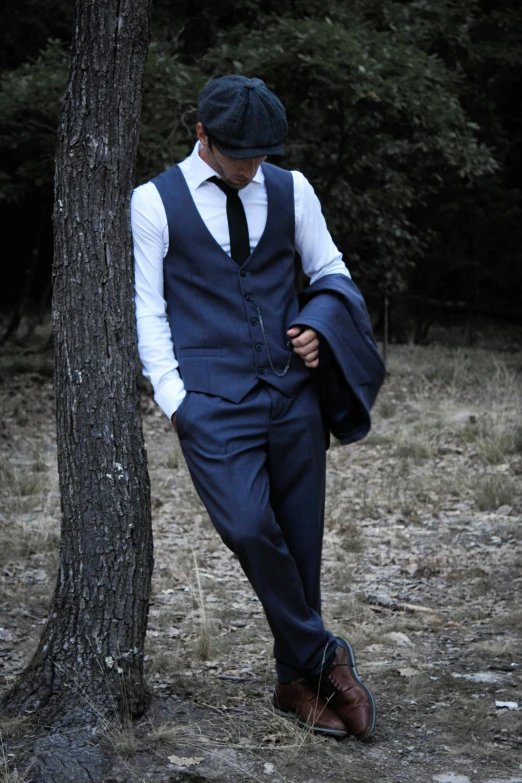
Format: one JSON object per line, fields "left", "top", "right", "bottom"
{"left": 208, "top": 176, "right": 240, "bottom": 198}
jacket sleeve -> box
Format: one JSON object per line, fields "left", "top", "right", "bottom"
{"left": 289, "top": 274, "right": 385, "bottom": 444}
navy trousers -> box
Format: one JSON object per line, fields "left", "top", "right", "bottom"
{"left": 175, "top": 379, "right": 337, "bottom": 682}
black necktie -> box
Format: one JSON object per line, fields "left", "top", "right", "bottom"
{"left": 208, "top": 176, "right": 250, "bottom": 266}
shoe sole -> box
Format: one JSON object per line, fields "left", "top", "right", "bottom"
{"left": 335, "top": 636, "right": 376, "bottom": 741}
{"left": 272, "top": 703, "right": 348, "bottom": 738}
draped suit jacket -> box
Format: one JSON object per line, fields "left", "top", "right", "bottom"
{"left": 288, "top": 273, "right": 386, "bottom": 446}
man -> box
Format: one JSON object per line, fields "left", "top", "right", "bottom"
{"left": 132, "top": 75, "right": 377, "bottom": 740}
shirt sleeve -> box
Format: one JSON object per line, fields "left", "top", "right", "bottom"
{"left": 131, "top": 182, "right": 186, "bottom": 420}
{"left": 292, "top": 171, "right": 350, "bottom": 284}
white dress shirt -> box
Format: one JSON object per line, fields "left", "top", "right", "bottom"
{"left": 132, "top": 142, "right": 350, "bottom": 420}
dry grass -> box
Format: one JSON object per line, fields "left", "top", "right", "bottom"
{"left": 377, "top": 398, "right": 398, "bottom": 419}
{"left": 470, "top": 637, "right": 520, "bottom": 656}
{"left": 0, "top": 518, "right": 59, "bottom": 569}
{"left": 146, "top": 708, "right": 327, "bottom": 783}
{"left": 258, "top": 710, "right": 326, "bottom": 753}
{"left": 492, "top": 608, "right": 522, "bottom": 632}
{"left": 0, "top": 475, "right": 50, "bottom": 516}
{"left": 163, "top": 448, "right": 181, "bottom": 470}
{"left": 190, "top": 551, "right": 220, "bottom": 661}
{"left": 150, "top": 649, "right": 184, "bottom": 678}
{"left": 437, "top": 698, "right": 492, "bottom": 744}
{"left": 338, "top": 520, "right": 365, "bottom": 554}
{"left": 0, "top": 737, "right": 31, "bottom": 783}
{"left": 1, "top": 339, "right": 522, "bottom": 781}
{"left": 104, "top": 718, "right": 137, "bottom": 759}
{"left": 148, "top": 721, "right": 202, "bottom": 745}
{"left": 394, "top": 436, "right": 433, "bottom": 461}
{"left": 0, "top": 720, "right": 29, "bottom": 740}
{"left": 474, "top": 472, "right": 519, "bottom": 511}
{"left": 0, "top": 767, "right": 29, "bottom": 783}
{"left": 460, "top": 415, "right": 522, "bottom": 464}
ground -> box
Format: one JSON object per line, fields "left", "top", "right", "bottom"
{"left": 0, "top": 324, "right": 521, "bottom": 783}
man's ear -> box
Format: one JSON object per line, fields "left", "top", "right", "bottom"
{"left": 196, "top": 122, "right": 208, "bottom": 147}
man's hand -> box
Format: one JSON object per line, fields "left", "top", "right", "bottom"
{"left": 287, "top": 327, "right": 320, "bottom": 368}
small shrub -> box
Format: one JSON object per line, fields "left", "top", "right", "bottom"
{"left": 105, "top": 718, "right": 136, "bottom": 759}
{"left": 475, "top": 474, "right": 518, "bottom": 511}
{"left": 165, "top": 451, "right": 180, "bottom": 470}
{"left": 193, "top": 617, "right": 219, "bottom": 661}
{"left": 339, "top": 520, "right": 365, "bottom": 554}
{"left": 378, "top": 398, "right": 398, "bottom": 419}
{"left": 149, "top": 648, "right": 184, "bottom": 678}
{"left": 364, "top": 431, "right": 395, "bottom": 447}
{"left": 460, "top": 413, "right": 521, "bottom": 464}
{"left": 509, "top": 422, "right": 522, "bottom": 455}
{"left": 17, "top": 473, "right": 48, "bottom": 497}
{"left": 0, "top": 519, "right": 60, "bottom": 568}
{"left": 395, "top": 438, "right": 431, "bottom": 461}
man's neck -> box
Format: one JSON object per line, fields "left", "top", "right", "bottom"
{"left": 198, "top": 141, "right": 213, "bottom": 169}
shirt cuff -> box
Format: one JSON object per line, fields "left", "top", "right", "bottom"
{"left": 154, "top": 378, "right": 187, "bottom": 421}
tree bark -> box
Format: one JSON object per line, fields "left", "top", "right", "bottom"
{"left": 2, "top": 0, "right": 153, "bottom": 725}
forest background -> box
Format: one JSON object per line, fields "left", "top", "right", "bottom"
{"left": 1, "top": 3, "right": 521, "bottom": 781}
{"left": 0, "top": 0, "right": 521, "bottom": 340}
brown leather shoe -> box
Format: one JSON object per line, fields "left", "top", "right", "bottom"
{"left": 319, "top": 638, "right": 376, "bottom": 740}
{"left": 273, "top": 679, "right": 347, "bottom": 738}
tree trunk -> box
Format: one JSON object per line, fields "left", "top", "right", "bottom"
{"left": 2, "top": 0, "right": 152, "bottom": 728}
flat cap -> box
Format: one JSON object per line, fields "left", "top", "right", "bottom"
{"left": 198, "top": 75, "right": 287, "bottom": 159}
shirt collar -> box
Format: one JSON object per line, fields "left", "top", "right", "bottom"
{"left": 188, "top": 141, "right": 265, "bottom": 189}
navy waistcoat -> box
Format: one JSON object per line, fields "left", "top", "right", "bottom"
{"left": 152, "top": 162, "right": 310, "bottom": 403}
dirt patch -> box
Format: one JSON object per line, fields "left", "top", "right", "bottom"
{"left": 1, "top": 338, "right": 521, "bottom": 782}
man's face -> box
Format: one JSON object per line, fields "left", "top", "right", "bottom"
{"left": 197, "top": 122, "right": 266, "bottom": 189}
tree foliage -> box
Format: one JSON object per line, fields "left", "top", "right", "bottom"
{"left": 0, "top": 41, "right": 68, "bottom": 203}
{"left": 0, "top": 0, "right": 520, "bottom": 317}
{"left": 202, "top": 9, "right": 497, "bottom": 291}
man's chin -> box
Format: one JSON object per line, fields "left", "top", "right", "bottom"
{"left": 227, "top": 178, "right": 251, "bottom": 189}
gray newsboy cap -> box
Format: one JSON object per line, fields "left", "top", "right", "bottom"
{"left": 198, "top": 75, "right": 287, "bottom": 159}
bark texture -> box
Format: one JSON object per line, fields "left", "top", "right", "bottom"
{"left": 2, "top": 0, "right": 153, "bottom": 722}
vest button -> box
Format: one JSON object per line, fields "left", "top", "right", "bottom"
{"left": 251, "top": 317, "right": 258, "bottom": 326}
{"left": 258, "top": 367, "right": 265, "bottom": 375}
{"left": 240, "top": 269, "right": 248, "bottom": 277}
{"left": 245, "top": 294, "right": 252, "bottom": 302}
{"left": 255, "top": 343, "right": 263, "bottom": 351}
